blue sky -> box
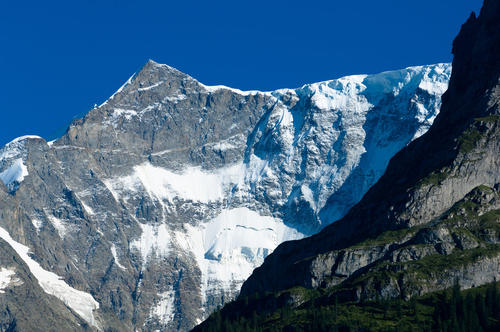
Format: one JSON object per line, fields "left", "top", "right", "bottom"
{"left": 0, "top": 0, "right": 482, "bottom": 146}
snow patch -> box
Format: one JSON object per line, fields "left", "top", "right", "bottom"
{"left": 102, "top": 179, "right": 121, "bottom": 202}
{"left": 201, "top": 83, "right": 268, "bottom": 96}
{"left": 0, "top": 226, "right": 100, "bottom": 327}
{"left": 308, "top": 75, "right": 369, "bottom": 111}
{"left": 174, "top": 208, "right": 303, "bottom": 307}
{"left": 0, "top": 267, "right": 22, "bottom": 293}
{"left": 163, "top": 94, "right": 187, "bottom": 103}
{"left": 301, "top": 185, "right": 316, "bottom": 211}
{"left": 80, "top": 201, "right": 95, "bottom": 216}
{"left": 212, "top": 141, "right": 237, "bottom": 152}
{"left": 137, "top": 81, "right": 164, "bottom": 92}
{"left": 47, "top": 215, "right": 69, "bottom": 238}
{"left": 110, "top": 244, "right": 126, "bottom": 270}
{"left": 112, "top": 108, "right": 137, "bottom": 121}
{"left": 131, "top": 223, "right": 171, "bottom": 265}
{"left": 0, "top": 158, "right": 28, "bottom": 188}
{"left": 203, "top": 208, "right": 301, "bottom": 262}
{"left": 418, "top": 63, "right": 451, "bottom": 95}
{"left": 31, "top": 219, "right": 43, "bottom": 233}
{"left": 6, "top": 135, "right": 42, "bottom": 145}
{"left": 419, "top": 80, "right": 449, "bottom": 95}
{"left": 148, "top": 288, "right": 176, "bottom": 325}
{"left": 106, "top": 162, "right": 245, "bottom": 204}
{"left": 140, "top": 103, "right": 160, "bottom": 114}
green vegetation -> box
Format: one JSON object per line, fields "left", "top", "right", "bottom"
{"left": 419, "top": 168, "right": 451, "bottom": 187}
{"left": 439, "top": 185, "right": 499, "bottom": 241}
{"left": 417, "top": 115, "right": 498, "bottom": 187}
{"left": 457, "top": 114, "right": 500, "bottom": 154}
{"left": 405, "top": 244, "right": 500, "bottom": 277}
{"left": 338, "top": 244, "right": 500, "bottom": 296}
{"left": 279, "top": 286, "right": 320, "bottom": 303}
{"left": 417, "top": 115, "right": 499, "bottom": 187}
{"left": 458, "top": 126, "right": 483, "bottom": 153}
{"left": 475, "top": 114, "right": 500, "bottom": 123}
{"left": 352, "top": 227, "right": 418, "bottom": 248}
{"left": 441, "top": 185, "right": 493, "bottom": 219}
{"left": 195, "top": 281, "right": 500, "bottom": 332}
{"left": 477, "top": 209, "right": 500, "bottom": 234}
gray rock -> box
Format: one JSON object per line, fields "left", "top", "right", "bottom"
{"left": 0, "top": 60, "right": 450, "bottom": 330}
{"left": 239, "top": 0, "right": 500, "bottom": 308}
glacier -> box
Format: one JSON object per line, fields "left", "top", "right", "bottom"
{"left": 0, "top": 158, "right": 28, "bottom": 188}
{"left": 0, "top": 60, "right": 451, "bottom": 330}
{"left": 0, "top": 136, "right": 42, "bottom": 191}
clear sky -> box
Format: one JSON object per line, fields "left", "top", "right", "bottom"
{"left": 0, "top": 0, "right": 483, "bottom": 146}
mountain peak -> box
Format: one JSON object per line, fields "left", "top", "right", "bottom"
{"left": 145, "top": 58, "right": 158, "bottom": 65}
{"left": 481, "top": 0, "right": 500, "bottom": 20}
{"left": 140, "top": 58, "right": 183, "bottom": 75}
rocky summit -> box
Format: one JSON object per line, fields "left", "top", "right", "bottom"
{"left": 0, "top": 55, "right": 450, "bottom": 330}
{"left": 194, "top": 0, "right": 500, "bottom": 331}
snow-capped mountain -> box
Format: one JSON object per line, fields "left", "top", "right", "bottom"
{"left": 0, "top": 61, "right": 450, "bottom": 331}
{"left": 196, "top": 1, "right": 500, "bottom": 329}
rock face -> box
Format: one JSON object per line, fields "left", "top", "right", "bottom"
{"left": 0, "top": 189, "right": 93, "bottom": 332}
{"left": 0, "top": 60, "right": 450, "bottom": 330}
{"left": 236, "top": 0, "right": 500, "bottom": 310}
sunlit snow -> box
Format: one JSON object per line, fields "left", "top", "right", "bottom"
{"left": 47, "top": 214, "right": 69, "bottom": 238}
{"left": 148, "top": 288, "right": 176, "bottom": 325}
{"left": 110, "top": 244, "right": 126, "bottom": 270}
{"left": 0, "top": 267, "right": 22, "bottom": 293}
{"left": 174, "top": 207, "right": 303, "bottom": 307}
{"left": 0, "top": 226, "right": 99, "bottom": 327}
{"left": 0, "top": 158, "right": 28, "bottom": 187}
{"left": 31, "top": 219, "right": 43, "bottom": 233}
{"left": 131, "top": 223, "right": 171, "bottom": 265}
{"left": 106, "top": 162, "right": 245, "bottom": 204}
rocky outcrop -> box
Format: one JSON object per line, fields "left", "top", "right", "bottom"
{"left": 0, "top": 189, "right": 94, "bottom": 332}
{"left": 303, "top": 185, "right": 500, "bottom": 302}
{"left": 239, "top": 0, "right": 500, "bottom": 305}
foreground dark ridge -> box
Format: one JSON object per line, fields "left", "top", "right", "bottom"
{"left": 196, "top": 281, "right": 500, "bottom": 331}
{"left": 195, "top": 0, "right": 500, "bottom": 330}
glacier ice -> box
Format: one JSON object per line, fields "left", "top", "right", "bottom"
{"left": 0, "top": 158, "right": 28, "bottom": 188}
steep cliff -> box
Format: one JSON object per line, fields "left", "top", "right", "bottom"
{"left": 238, "top": 0, "right": 500, "bottom": 300}
{"left": 195, "top": 0, "right": 500, "bottom": 330}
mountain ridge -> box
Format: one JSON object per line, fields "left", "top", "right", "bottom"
{"left": 206, "top": 1, "right": 500, "bottom": 306}
{"left": 192, "top": 2, "right": 500, "bottom": 331}
{"left": 237, "top": 0, "right": 500, "bottom": 302}
{"left": 0, "top": 61, "right": 451, "bottom": 331}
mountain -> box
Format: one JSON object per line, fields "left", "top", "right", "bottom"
{"left": 0, "top": 59, "right": 450, "bottom": 330}
{"left": 194, "top": 0, "right": 500, "bottom": 331}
